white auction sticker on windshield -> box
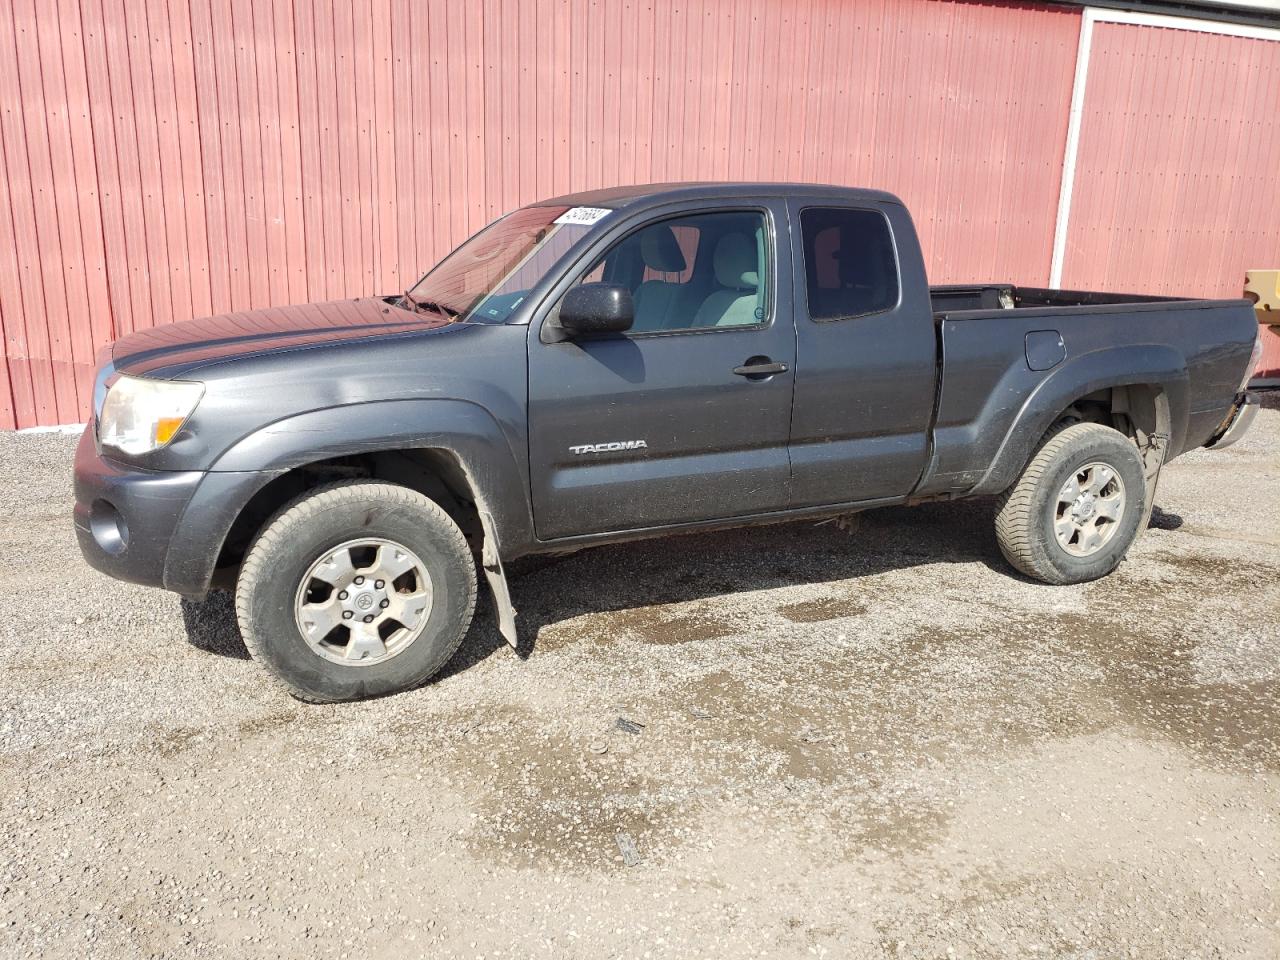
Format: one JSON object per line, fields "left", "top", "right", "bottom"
{"left": 554, "top": 206, "right": 612, "bottom": 226}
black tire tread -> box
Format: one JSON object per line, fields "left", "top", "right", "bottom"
{"left": 234, "top": 480, "right": 477, "bottom": 703}
{"left": 994, "top": 422, "right": 1133, "bottom": 585}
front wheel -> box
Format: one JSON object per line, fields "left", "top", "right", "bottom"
{"left": 994, "top": 422, "right": 1147, "bottom": 585}
{"left": 235, "top": 481, "right": 477, "bottom": 702}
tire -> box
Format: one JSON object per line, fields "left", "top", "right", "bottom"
{"left": 994, "top": 422, "right": 1147, "bottom": 585}
{"left": 235, "top": 481, "right": 477, "bottom": 703}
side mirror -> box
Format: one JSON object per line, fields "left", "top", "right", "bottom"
{"left": 559, "top": 283, "right": 634, "bottom": 337}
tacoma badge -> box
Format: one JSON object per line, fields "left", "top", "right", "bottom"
{"left": 570, "top": 440, "right": 649, "bottom": 455}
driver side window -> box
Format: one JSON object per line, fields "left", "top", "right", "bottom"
{"left": 573, "top": 211, "right": 770, "bottom": 334}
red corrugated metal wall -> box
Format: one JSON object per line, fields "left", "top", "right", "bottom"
{"left": 0, "top": 0, "right": 1084, "bottom": 428}
{"left": 1061, "top": 20, "right": 1280, "bottom": 298}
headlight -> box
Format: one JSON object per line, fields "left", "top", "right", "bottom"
{"left": 98, "top": 375, "right": 204, "bottom": 456}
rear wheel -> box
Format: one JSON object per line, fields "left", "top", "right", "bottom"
{"left": 994, "top": 422, "right": 1146, "bottom": 585}
{"left": 235, "top": 481, "right": 477, "bottom": 702}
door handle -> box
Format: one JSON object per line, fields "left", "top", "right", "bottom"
{"left": 733, "top": 356, "right": 788, "bottom": 379}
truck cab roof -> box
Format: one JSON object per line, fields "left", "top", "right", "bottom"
{"left": 536, "top": 181, "right": 903, "bottom": 212}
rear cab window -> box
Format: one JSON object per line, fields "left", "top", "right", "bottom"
{"left": 800, "top": 207, "right": 900, "bottom": 321}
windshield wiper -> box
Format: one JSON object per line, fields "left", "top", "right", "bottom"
{"left": 401, "top": 290, "right": 459, "bottom": 322}
{"left": 415, "top": 299, "right": 459, "bottom": 321}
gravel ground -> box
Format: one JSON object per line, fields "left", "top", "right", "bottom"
{"left": 2, "top": 401, "right": 1278, "bottom": 960}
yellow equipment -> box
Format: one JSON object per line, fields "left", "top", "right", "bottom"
{"left": 1245, "top": 270, "right": 1280, "bottom": 326}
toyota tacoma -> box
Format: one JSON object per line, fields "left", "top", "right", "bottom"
{"left": 74, "top": 183, "right": 1264, "bottom": 701}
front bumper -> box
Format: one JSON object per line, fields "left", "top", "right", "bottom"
{"left": 1204, "top": 393, "right": 1259, "bottom": 451}
{"left": 73, "top": 428, "right": 279, "bottom": 596}
{"left": 73, "top": 427, "right": 205, "bottom": 589}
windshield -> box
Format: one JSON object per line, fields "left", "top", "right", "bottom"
{"left": 407, "top": 205, "right": 602, "bottom": 324}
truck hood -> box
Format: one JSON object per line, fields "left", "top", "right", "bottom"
{"left": 112, "top": 297, "right": 451, "bottom": 377}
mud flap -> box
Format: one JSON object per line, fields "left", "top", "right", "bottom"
{"left": 1138, "top": 432, "right": 1168, "bottom": 531}
{"left": 478, "top": 509, "right": 518, "bottom": 648}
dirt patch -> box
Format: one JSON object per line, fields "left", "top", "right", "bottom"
{"left": 456, "top": 737, "right": 677, "bottom": 869}
{"left": 1054, "top": 608, "right": 1280, "bottom": 771}
{"left": 778, "top": 596, "right": 868, "bottom": 623}
{"left": 529, "top": 615, "right": 602, "bottom": 651}
{"left": 606, "top": 602, "right": 737, "bottom": 645}
{"left": 1147, "top": 548, "right": 1280, "bottom": 585}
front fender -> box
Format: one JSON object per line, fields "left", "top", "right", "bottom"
{"left": 973, "top": 344, "right": 1187, "bottom": 496}
{"left": 207, "top": 398, "right": 536, "bottom": 556}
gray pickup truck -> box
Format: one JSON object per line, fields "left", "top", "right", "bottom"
{"left": 74, "top": 183, "right": 1262, "bottom": 702}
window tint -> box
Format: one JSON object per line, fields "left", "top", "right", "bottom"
{"left": 573, "top": 211, "right": 768, "bottom": 333}
{"left": 800, "top": 207, "right": 898, "bottom": 320}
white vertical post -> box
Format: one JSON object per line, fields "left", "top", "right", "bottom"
{"left": 1047, "top": 7, "right": 1280, "bottom": 289}
{"left": 1049, "top": 7, "right": 1096, "bottom": 289}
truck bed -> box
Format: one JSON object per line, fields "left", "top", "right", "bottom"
{"left": 915, "top": 284, "right": 1258, "bottom": 501}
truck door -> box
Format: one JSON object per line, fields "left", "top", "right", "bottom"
{"left": 526, "top": 203, "right": 796, "bottom": 541}
{"left": 785, "top": 200, "right": 937, "bottom": 506}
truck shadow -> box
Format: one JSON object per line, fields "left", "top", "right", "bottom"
{"left": 181, "top": 591, "right": 250, "bottom": 659}
{"left": 439, "top": 496, "right": 1016, "bottom": 679}
{"left": 1148, "top": 504, "right": 1183, "bottom": 531}
{"left": 181, "top": 497, "right": 1187, "bottom": 677}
